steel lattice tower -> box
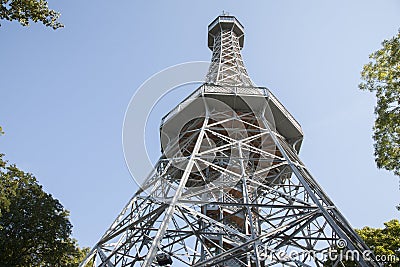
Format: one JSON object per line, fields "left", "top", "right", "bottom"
{"left": 80, "top": 15, "right": 380, "bottom": 267}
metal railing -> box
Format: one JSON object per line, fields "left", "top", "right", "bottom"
{"left": 160, "top": 84, "right": 302, "bottom": 134}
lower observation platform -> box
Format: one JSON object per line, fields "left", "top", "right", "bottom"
{"left": 160, "top": 83, "right": 304, "bottom": 153}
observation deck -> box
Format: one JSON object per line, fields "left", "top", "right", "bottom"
{"left": 208, "top": 15, "right": 245, "bottom": 50}
{"left": 160, "top": 83, "right": 304, "bottom": 153}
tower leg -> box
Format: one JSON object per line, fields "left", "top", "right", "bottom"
{"left": 142, "top": 117, "right": 209, "bottom": 267}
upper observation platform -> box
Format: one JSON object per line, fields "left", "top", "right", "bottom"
{"left": 208, "top": 15, "right": 245, "bottom": 50}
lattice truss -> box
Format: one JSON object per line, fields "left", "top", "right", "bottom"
{"left": 81, "top": 94, "right": 379, "bottom": 267}
{"left": 206, "top": 29, "right": 253, "bottom": 87}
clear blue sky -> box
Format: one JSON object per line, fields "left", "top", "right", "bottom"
{"left": 1, "top": 1, "right": 399, "bottom": 249}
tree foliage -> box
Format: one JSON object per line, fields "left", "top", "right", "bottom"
{"left": 324, "top": 220, "right": 400, "bottom": 266}
{"left": 0, "top": 0, "right": 63, "bottom": 29}
{"left": 356, "top": 219, "right": 400, "bottom": 265}
{"left": 0, "top": 154, "right": 18, "bottom": 219}
{"left": 359, "top": 31, "right": 400, "bottom": 177}
{"left": 0, "top": 154, "right": 87, "bottom": 266}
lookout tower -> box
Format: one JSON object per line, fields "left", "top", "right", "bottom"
{"left": 80, "top": 15, "right": 379, "bottom": 267}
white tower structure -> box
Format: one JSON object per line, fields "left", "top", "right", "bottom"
{"left": 80, "top": 15, "right": 380, "bottom": 267}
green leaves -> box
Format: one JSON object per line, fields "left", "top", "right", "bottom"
{"left": 0, "top": 0, "right": 63, "bottom": 29}
{"left": 359, "top": 31, "right": 400, "bottom": 177}
{"left": 356, "top": 220, "right": 400, "bottom": 264}
{"left": 0, "top": 154, "right": 88, "bottom": 266}
{"left": 0, "top": 154, "right": 18, "bottom": 218}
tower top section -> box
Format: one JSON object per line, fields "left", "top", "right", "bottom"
{"left": 206, "top": 14, "right": 253, "bottom": 86}
{"left": 208, "top": 15, "right": 245, "bottom": 50}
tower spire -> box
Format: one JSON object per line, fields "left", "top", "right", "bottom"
{"left": 206, "top": 15, "right": 253, "bottom": 86}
